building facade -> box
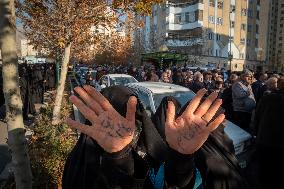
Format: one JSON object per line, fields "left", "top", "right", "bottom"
{"left": 267, "top": 0, "right": 284, "bottom": 72}
{"left": 137, "top": 0, "right": 270, "bottom": 71}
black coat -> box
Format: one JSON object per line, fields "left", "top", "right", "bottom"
{"left": 62, "top": 86, "right": 196, "bottom": 189}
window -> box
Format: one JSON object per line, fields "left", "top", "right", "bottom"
{"left": 241, "top": 9, "right": 247, "bottom": 16}
{"left": 240, "top": 38, "right": 246, "bottom": 44}
{"left": 248, "top": 9, "right": 253, "bottom": 18}
{"left": 216, "top": 34, "right": 221, "bottom": 41}
{"left": 208, "top": 32, "right": 214, "bottom": 40}
{"left": 209, "top": 0, "right": 215, "bottom": 7}
{"left": 280, "top": 37, "right": 283, "bottom": 40}
{"left": 241, "top": 24, "right": 246, "bottom": 30}
{"left": 209, "top": 16, "right": 215, "bottom": 23}
{"left": 174, "top": 14, "right": 182, "bottom": 24}
{"left": 230, "top": 21, "right": 235, "bottom": 28}
{"left": 256, "top": 24, "right": 259, "bottom": 33}
{"left": 216, "top": 17, "right": 223, "bottom": 25}
{"left": 230, "top": 5, "right": 236, "bottom": 12}
{"left": 248, "top": 25, "right": 252, "bottom": 32}
{"left": 247, "top": 39, "right": 251, "bottom": 46}
{"left": 185, "top": 12, "right": 190, "bottom": 23}
{"left": 281, "top": 24, "right": 284, "bottom": 28}
{"left": 229, "top": 36, "right": 234, "bottom": 41}
{"left": 240, "top": 53, "right": 245, "bottom": 59}
{"left": 218, "top": 1, "right": 223, "bottom": 9}
{"left": 255, "top": 38, "right": 259, "bottom": 47}
{"left": 257, "top": 0, "right": 260, "bottom": 5}
{"left": 256, "top": 11, "right": 259, "bottom": 20}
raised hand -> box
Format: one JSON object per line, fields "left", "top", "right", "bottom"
{"left": 66, "top": 85, "right": 137, "bottom": 153}
{"left": 165, "top": 89, "right": 225, "bottom": 155}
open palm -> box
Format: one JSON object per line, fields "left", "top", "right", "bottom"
{"left": 66, "top": 85, "right": 137, "bottom": 153}
{"left": 165, "top": 89, "right": 225, "bottom": 155}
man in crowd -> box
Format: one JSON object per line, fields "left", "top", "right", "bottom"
{"left": 232, "top": 69, "right": 256, "bottom": 132}
{"left": 252, "top": 73, "right": 268, "bottom": 103}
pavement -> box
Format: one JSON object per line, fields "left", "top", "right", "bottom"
{"left": 0, "top": 91, "right": 53, "bottom": 180}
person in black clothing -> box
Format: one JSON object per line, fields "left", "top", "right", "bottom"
{"left": 153, "top": 95, "right": 249, "bottom": 189}
{"left": 251, "top": 73, "right": 267, "bottom": 103}
{"left": 188, "top": 72, "right": 204, "bottom": 93}
{"left": 85, "top": 67, "right": 93, "bottom": 85}
{"left": 254, "top": 78, "right": 284, "bottom": 189}
{"left": 45, "top": 64, "right": 56, "bottom": 90}
{"left": 221, "top": 74, "right": 238, "bottom": 122}
{"left": 63, "top": 86, "right": 226, "bottom": 189}
{"left": 203, "top": 71, "right": 214, "bottom": 91}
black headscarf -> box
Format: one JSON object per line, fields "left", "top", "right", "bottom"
{"left": 152, "top": 96, "right": 249, "bottom": 189}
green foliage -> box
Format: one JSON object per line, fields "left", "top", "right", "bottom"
{"left": 28, "top": 97, "right": 76, "bottom": 188}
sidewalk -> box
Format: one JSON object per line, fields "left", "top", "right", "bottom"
{"left": 0, "top": 90, "right": 54, "bottom": 180}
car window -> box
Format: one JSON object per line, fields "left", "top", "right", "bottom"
{"left": 136, "top": 90, "right": 152, "bottom": 113}
{"left": 110, "top": 77, "right": 137, "bottom": 86}
{"left": 153, "top": 91, "right": 195, "bottom": 110}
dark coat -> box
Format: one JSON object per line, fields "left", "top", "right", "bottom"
{"left": 255, "top": 90, "right": 284, "bottom": 148}
{"left": 62, "top": 86, "right": 196, "bottom": 189}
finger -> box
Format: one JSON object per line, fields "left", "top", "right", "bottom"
{"left": 166, "top": 101, "right": 176, "bottom": 125}
{"left": 202, "top": 99, "right": 222, "bottom": 122}
{"left": 83, "top": 85, "right": 113, "bottom": 111}
{"left": 194, "top": 92, "right": 218, "bottom": 117}
{"left": 69, "top": 95, "right": 97, "bottom": 122}
{"left": 183, "top": 88, "right": 207, "bottom": 116}
{"left": 66, "top": 118, "right": 94, "bottom": 137}
{"left": 207, "top": 114, "right": 225, "bottom": 132}
{"left": 126, "top": 96, "right": 137, "bottom": 123}
{"left": 74, "top": 86, "right": 102, "bottom": 115}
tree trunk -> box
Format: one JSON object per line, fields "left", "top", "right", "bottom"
{"left": 52, "top": 43, "right": 72, "bottom": 125}
{"left": 0, "top": 0, "right": 32, "bottom": 189}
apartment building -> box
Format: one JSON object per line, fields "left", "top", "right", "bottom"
{"left": 267, "top": 0, "right": 284, "bottom": 72}
{"left": 137, "top": 0, "right": 270, "bottom": 71}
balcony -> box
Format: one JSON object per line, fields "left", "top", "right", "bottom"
{"left": 167, "top": 21, "right": 203, "bottom": 30}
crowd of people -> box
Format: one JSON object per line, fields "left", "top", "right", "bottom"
{"left": 69, "top": 64, "right": 284, "bottom": 189}
{"left": 1, "top": 62, "right": 283, "bottom": 188}
{"left": 0, "top": 62, "right": 56, "bottom": 120}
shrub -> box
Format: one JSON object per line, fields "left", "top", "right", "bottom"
{"left": 28, "top": 95, "right": 76, "bottom": 188}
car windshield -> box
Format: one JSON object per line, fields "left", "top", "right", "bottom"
{"left": 153, "top": 91, "right": 195, "bottom": 110}
{"left": 110, "top": 77, "right": 137, "bottom": 86}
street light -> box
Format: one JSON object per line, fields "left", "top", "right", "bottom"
{"left": 229, "top": 6, "right": 235, "bottom": 72}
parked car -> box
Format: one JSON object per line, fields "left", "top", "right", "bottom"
{"left": 96, "top": 74, "right": 138, "bottom": 91}
{"left": 126, "top": 82, "right": 252, "bottom": 166}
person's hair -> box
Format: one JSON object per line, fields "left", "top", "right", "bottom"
{"left": 277, "top": 78, "right": 284, "bottom": 91}
{"left": 230, "top": 74, "right": 238, "bottom": 81}
{"left": 193, "top": 71, "right": 203, "bottom": 80}
{"left": 203, "top": 71, "right": 212, "bottom": 76}
{"left": 265, "top": 77, "right": 278, "bottom": 88}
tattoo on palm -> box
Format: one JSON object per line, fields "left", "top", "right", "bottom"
{"left": 166, "top": 89, "right": 225, "bottom": 154}
{"left": 100, "top": 116, "right": 133, "bottom": 138}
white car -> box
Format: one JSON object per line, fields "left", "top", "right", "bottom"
{"left": 126, "top": 82, "right": 252, "bottom": 165}
{"left": 96, "top": 74, "right": 138, "bottom": 91}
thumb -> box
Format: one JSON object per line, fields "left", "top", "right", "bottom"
{"left": 126, "top": 96, "right": 137, "bottom": 123}
{"left": 166, "top": 101, "right": 176, "bottom": 125}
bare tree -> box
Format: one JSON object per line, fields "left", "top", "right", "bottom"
{"left": 0, "top": 0, "right": 32, "bottom": 188}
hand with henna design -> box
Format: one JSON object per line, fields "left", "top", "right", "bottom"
{"left": 165, "top": 88, "right": 225, "bottom": 155}
{"left": 66, "top": 85, "right": 137, "bottom": 153}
